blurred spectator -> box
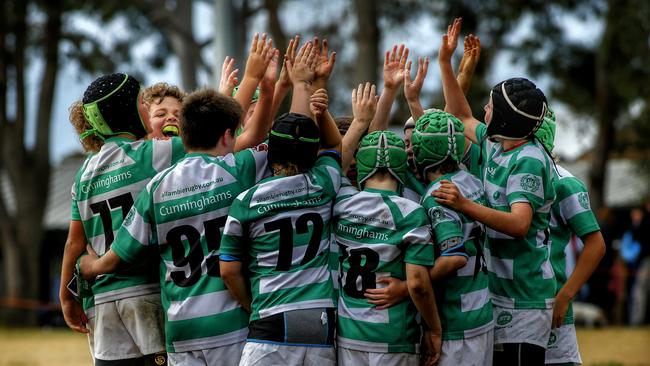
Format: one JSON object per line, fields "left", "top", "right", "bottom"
{"left": 630, "top": 201, "right": 650, "bottom": 325}
{"left": 621, "top": 208, "right": 644, "bottom": 323}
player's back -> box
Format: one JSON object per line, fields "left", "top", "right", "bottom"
{"left": 421, "top": 169, "right": 493, "bottom": 340}
{"left": 71, "top": 136, "right": 184, "bottom": 304}
{"left": 138, "top": 150, "right": 267, "bottom": 352}
{"left": 221, "top": 154, "right": 341, "bottom": 322}
{"left": 334, "top": 187, "right": 432, "bottom": 353}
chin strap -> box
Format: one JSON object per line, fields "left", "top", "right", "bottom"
{"left": 79, "top": 128, "right": 105, "bottom": 141}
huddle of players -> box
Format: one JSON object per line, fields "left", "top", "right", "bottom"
{"left": 58, "top": 17, "right": 606, "bottom": 366}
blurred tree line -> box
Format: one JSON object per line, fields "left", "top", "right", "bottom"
{"left": 1, "top": 0, "right": 649, "bottom": 324}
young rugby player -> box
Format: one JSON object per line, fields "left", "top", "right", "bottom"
{"left": 62, "top": 73, "right": 185, "bottom": 366}
{"left": 412, "top": 110, "right": 493, "bottom": 365}
{"left": 80, "top": 88, "right": 272, "bottom": 366}
{"left": 436, "top": 18, "right": 556, "bottom": 365}
{"left": 335, "top": 127, "right": 442, "bottom": 366}
{"left": 143, "top": 82, "right": 185, "bottom": 139}
{"left": 533, "top": 110, "right": 606, "bottom": 365}
{"left": 219, "top": 41, "right": 342, "bottom": 366}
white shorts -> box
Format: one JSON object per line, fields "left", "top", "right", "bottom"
{"left": 337, "top": 347, "right": 418, "bottom": 366}
{"left": 86, "top": 312, "right": 95, "bottom": 363}
{"left": 239, "top": 341, "right": 335, "bottom": 366}
{"left": 545, "top": 323, "right": 582, "bottom": 365}
{"left": 168, "top": 342, "right": 245, "bottom": 366}
{"left": 439, "top": 331, "right": 494, "bottom": 366}
{"left": 93, "top": 293, "right": 165, "bottom": 361}
{"left": 493, "top": 306, "right": 552, "bottom": 348}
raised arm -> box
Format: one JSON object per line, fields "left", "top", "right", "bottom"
{"left": 403, "top": 56, "right": 429, "bottom": 123}
{"left": 312, "top": 37, "right": 337, "bottom": 93}
{"left": 342, "top": 83, "right": 377, "bottom": 173}
{"left": 235, "top": 33, "right": 275, "bottom": 122}
{"left": 456, "top": 34, "right": 481, "bottom": 95}
{"left": 369, "top": 44, "right": 409, "bottom": 132}
{"left": 271, "top": 34, "right": 299, "bottom": 118}
{"left": 235, "top": 50, "right": 279, "bottom": 151}
{"left": 438, "top": 18, "right": 482, "bottom": 144}
{"left": 218, "top": 56, "right": 239, "bottom": 96}
{"left": 310, "top": 88, "right": 341, "bottom": 153}
{"left": 286, "top": 41, "right": 316, "bottom": 116}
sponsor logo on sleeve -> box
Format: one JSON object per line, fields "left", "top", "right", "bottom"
{"left": 520, "top": 174, "right": 541, "bottom": 192}
{"left": 578, "top": 192, "right": 590, "bottom": 210}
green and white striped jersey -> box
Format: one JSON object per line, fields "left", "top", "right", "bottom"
{"left": 71, "top": 137, "right": 185, "bottom": 305}
{"left": 421, "top": 169, "right": 493, "bottom": 340}
{"left": 333, "top": 183, "right": 433, "bottom": 354}
{"left": 549, "top": 165, "right": 600, "bottom": 325}
{"left": 461, "top": 142, "right": 483, "bottom": 180}
{"left": 110, "top": 150, "right": 270, "bottom": 353}
{"left": 476, "top": 123, "right": 556, "bottom": 309}
{"left": 220, "top": 154, "right": 341, "bottom": 322}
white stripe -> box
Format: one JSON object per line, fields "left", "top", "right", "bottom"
{"left": 490, "top": 293, "right": 515, "bottom": 308}
{"left": 337, "top": 336, "right": 389, "bottom": 353}
{"left": 258, "top": 299, "right": 335, "bottom": 319}
{"left": 163, "top": 250, "right": 220, "bottom": 283}
{"left": 401, "top": 225, "right": 431, "bottom": 246}
{"left": 78, "top": 181, "right": 146, "bottom": 221}
{"left": 249, "top": 174, "right": 323, "bottom": 207}
{"left": 252, "top": 149, "right": 270, "bottom": 183}
{"left": 484, "top": 248, "right": 513, "bottom": 279}
{"left": 157, "top": 206, "right": 230, "bottom": 244}
{"left": 153, "top": 157, "right": 238, "bottom": 202}
{"left": 492, "top": 153, "right": 512, "bottom": 168}
{"left": 167, "top": 290, "right": 241, "bottom": 322}
{"left": 259, "top": 265, "right": 331, "bottom": 294}
{"left": 334, "top": 192, "right": 396, "bottom": 230}
{"left": 484, "top": 181, "right": 508, "bottom": 207}
{"left": 461, "top": 288, "right": 491, "bottom": 312}
{"left": 507, "top": 173, "right": 545, "bottom": 199}
{"left": 325, "top": 166, "right": 341, "bottom": 191}
{"left": 486, "top": 227, "right": 514, "bottom": 240}
{"left": 172, "top": 328, "right": 248, "bottom": 353}
{"left": 559, "top": 193, "right": 590, "bottom": 220}
{"left": 80, "top": 144, "right": 137, "bottom": 181}
{"left": 517, "top": 145, "right": 546, "bottom": 163}
{"left": 337, "top": 185, "right": 358, "bottom": 199}
{"left": 335, "top": 236, "right": 401, "bottom": 263}
{"left": 152, "top": 138, "right": 173, "bottom": 173}
{"left": 456, "top": 256, "right": 477, "bottom": 277}
{"left": 223, "top": 216, "right": 242, "bottom": 238}
{"left": 123, "top": 209, "right": 151, "bottom": 246}
{"left": 256, "top": 238, "right": 329, "bottom": 267}
{"left": 88, "top": 233, "right": 113, "bottom": 255}
{"left": 337, "top": 298, "right": 389, "bottom": 324}
{"left": 388, "top": 195, "right": 421, "bottom": 218}
{"left": 464, "top": 320, "right": 494, "bottom": 338}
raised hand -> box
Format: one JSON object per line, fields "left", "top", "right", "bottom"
{"left": 439, "top": 17, "right": 462, "bottom": 63}
{"left": 404, "top": 56, "right": 429, "bottom": 102}
{"left": 218, "top": 56, "right": 239, "bottom": 96}
{"left": 310, "top": 88, "right": 329, "bottom": 120}
{"left": 313, "top": 37, "right": 337, "bottom": 89}
{"left": 457, "top": 34, "right": 481, "bottom": 94}
{"left": 286, "top": 41, "right": 317, "bottom": 85}
{"left": 352, "top": 82, "right": 378, "bottom": 125}
{"left": 278, "top": 34, "right": 300, "bottom": 89}
{"left": 384, "top": 44, "right": 409, "bottom": 90}
{"left": 244, "top": 33, "right": 275, "bottom": 81}
{"left": 262, "top": 50, "right": 280, "bottom": 88}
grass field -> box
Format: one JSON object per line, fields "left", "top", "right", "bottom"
{"left": 0, "top": 327, "right": 649, "bottom": 365}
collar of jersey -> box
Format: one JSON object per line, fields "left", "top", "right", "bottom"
{"left": 431, "top": 171, "right": 458, "bottom": 185}
{"left": 363, "top": 187, "right": 399, "bottom": 196}
{"left": 105, "top": 136, "right": 135, "bottom": 143}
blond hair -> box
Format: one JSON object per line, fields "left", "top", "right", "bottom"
{"left": 142, "top": 82, "right": 185, "bottom": 107}
{"left": 69, "top": 101, "right": 103, "bottom": 153}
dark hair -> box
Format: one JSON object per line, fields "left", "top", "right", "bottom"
{"left": 83, "top": 73, "right": 146, "bottom": 138}
{"left": 180, "top": 88, "right": 242, "bottom": 149}
{"left": 334, "top": 116, "right": 353, "bottom": 136}
{"left": 268, "top": 113, "right": 320, "bottom": 172}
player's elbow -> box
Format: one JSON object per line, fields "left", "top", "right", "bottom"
{"left": 407, "top": 267, "right": 431, "bottom": 299}
{"left": 584, "top": 231, "right": 607, "bottom": 261}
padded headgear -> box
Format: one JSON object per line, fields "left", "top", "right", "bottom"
{"left": 487, "top": 77, "right": 547, "bottom": 141}
{"left": 534, "top": 107, "right": 556, "bottom": 153}
{"left": 268, "top": 113, "right": 320, "bottom": 171}
{"left": 412, "top": 110, "right": 465, "bottom": 177}
{"left": 81, "top": 73, "right": 146, "bottom": 139}
{"left": 403, "top": 108, "right": 440, "bottom": 132}
{"left": 356, "top": 131, "right": 408, "bottom": 188}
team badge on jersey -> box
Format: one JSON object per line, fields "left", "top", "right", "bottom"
{"left": 496, "top": 311, "right": 513, "bottom": 326}
{"left": 520, "top": 174, "right": 541, "bottom": 193}
{"left": 578, "top": 192, "right": 590, "bottom": 209}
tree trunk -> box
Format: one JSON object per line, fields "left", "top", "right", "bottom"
{"left": 589, "top": 0, "right": 618, "bottom": 211}
{"left": 352, "top": 0, "right": 379, "bottom": 87}
{"left": 167, "top": 0, "right": 198, "bottom": 90}
{"left": 213, "top": 0, "right": 246, "bottom": 86}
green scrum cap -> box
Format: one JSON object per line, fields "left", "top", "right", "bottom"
{"left": 534, "top": 107, "right": 556, "bottom": 153}
{"left": 356, "top": 130, "right": 408, "bottom": 188}
{"left": 232, "top": 85, "right": 260, "bottom": 103}
{"left": 412, "top": 110, "right": 465, "bottom": 176}
{"left": 81, "top": 73, "right": 147, "bottom": 140}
